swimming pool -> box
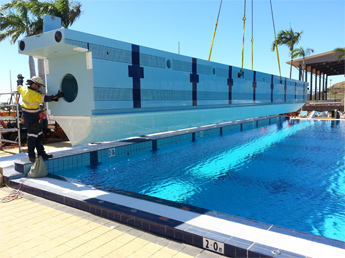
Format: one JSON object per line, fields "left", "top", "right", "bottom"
{"left": 52, "top": 119, "right": 345, "bottom": 242}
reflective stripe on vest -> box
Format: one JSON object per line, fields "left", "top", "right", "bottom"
{"left": 22, "top": 107, "right": 40, "bottom": 113}
{"left": 22, "top": 97, "right": 44, "bottom": 106}
{"left": 27, "top": 131, "right": 43, "bottom": 138}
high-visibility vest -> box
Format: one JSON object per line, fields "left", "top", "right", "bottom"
{"left": 17, "top": 85, "right": 44, "bottom": 113}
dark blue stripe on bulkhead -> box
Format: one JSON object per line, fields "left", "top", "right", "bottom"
{"left": 128, "top": 44, "right": 144, "bottom": 108}
{"left": 228, "top": 66, "right": 233, "bottom": 104}
{"left": 190, "top": 58, "right": 199, "bottom": 106}
{"left": 252, "top": 71, "right": 257, "bottom": 102}
{"left": 270, "top": 75, "right": 274, "bottom": 103}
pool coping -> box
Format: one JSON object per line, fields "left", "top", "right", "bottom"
{"left": 4, "top": 174, "right": 345, "bottom": 258}
{"left": 4, "top": 115, "right": 345, "bottom": 258}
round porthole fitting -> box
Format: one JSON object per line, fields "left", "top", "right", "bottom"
{"left": 61, "top": 74, "right": 78, "bottom": 103}
{"left": 19, "top": 41, "right": 25, "bottom": 51}
{"left": 55, "top": 31, "right": 62, "bottom": 42}
{"left": 166, "top": 59, "right": 172, "bottom": 69}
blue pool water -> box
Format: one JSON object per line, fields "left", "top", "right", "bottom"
{"left": 54, "top": 119, "right": 345, "bottom": 241}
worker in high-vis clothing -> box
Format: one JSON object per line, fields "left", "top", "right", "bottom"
{"left": 17, "top": 75, "right": 64, "bottom": 162}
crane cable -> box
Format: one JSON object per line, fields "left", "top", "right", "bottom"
{"left": 251, "top": 0, "right": 254, "bottom": 70}
{"left": 208, "top": 0, "right": 223, "bottom": 61}
{"left": 239, "top": 0, "right": 246, "bottom": 76}
{"left": 269, "top": 0, "right": 282, "bottom": 79}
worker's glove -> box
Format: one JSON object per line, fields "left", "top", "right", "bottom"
{"left": 52, "top": 91, "right": 64, "bottom": 101}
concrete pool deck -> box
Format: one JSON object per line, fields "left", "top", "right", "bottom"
{"left": 2, "top": 116, "right": 345, "bottom": 258}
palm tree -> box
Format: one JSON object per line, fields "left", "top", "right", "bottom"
{"left": 29, "top": 0, "right": 82, "bottom": 85}
{"left": 0, "top": 0, "right": 41, "bottom": 77}
{"left": 29, "top": 0, "right": 82, "bottom": 29}
{"left": 291, "top": 47, "right": 314, "bottom": 79}
{"left": 0, "top": 0, "right": 82, "bottom": 83}
{"left": 271, "top": 27, "right": 303, "bottom": 79}
{"left": 333, "top": 48, "right": 345, "bottom": 61}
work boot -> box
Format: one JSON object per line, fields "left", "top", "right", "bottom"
{"left": 40, "top": 153, "right": 53, "bottom": 160}
{"left": 29, "top": 156, "right": 36, "bottom": 163}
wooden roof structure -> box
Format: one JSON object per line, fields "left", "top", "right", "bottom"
{"left": 287, "top": 48, "right": 345, "bottom": 76}
{"left": 287, "top": 48, "right": 344, "bottom": 101}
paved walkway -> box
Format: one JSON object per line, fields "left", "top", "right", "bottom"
{"left": 0, "top": 140, "right": 73, "bottom": 158}
{"left": 0, "top": 188, "right": 223, "bottom": 258}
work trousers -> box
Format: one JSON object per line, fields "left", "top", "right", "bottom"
{"left": 26, "top": 121, "right": 45, "bottom": 159}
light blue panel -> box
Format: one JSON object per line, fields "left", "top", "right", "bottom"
{"left": 242, "top": 121, "right": 256, "bottom": 130}
{"left": 286, "top": 78, "right": 295, "bottom": 102}
{"left": 47, "top": 52, "right": 94, "bottom": 116}
{"left": 197, "top": 128, "right": 219, "bottom": 138}
{"left": 273, "top": 75, "right": 283, "bottom": 84}
{"left": 93, "top": 59, "right": 131, "bottom": 89}
{"left": 258, "top": 118, "right": 270, "bottom": 127}
{"left": 197, "top": 74, "right": 223, "bottom": 92}
{"left": 297, "top": 82, "right": 306, "bottom": 101}
{"left": 232, "top": 77, "right": 253, "bottom": 104}
{"left": 143, "top": 67, "right": 190, "bottom": 91}
{"left": 198, "top": 100, "right": 228, "bottom": 106}
{"left": 140, "top": 64, "right": 193, "bottom": 108}
{"left": 93, "top": 58, "right": 134, "bottom": 110}
{"left": 214, "top": 67, "right": 229, "bottom": 78}
{"left": 222, "top": 124, "right": 241, "bottom": 134}
{"left": 243, "top": 68, "right": 254, "bottom": 81}
{"left": 256, "top": 81, "right": 270, "bottom": 103}
{"left": 65, "top": 29, "right": 130, "bottom": 50}
{"left": 43, "top": 15, "right": 61, "bottom": 32}
{"left": 157, "top": 134, "right": 192, "bottom": 148}
{"left": 198, "top": 74, "right": 228, "bottom": 106}
{"left": 274, "top": 82, "right": 285, "bottom": 103}
{"left": 296, "top": 83, "right": 305, "bottom": 101}
{"left": 257, "top": 71, "right": 270, "bottom": 83}
{"left": 95, "top": 101, "right": 133, "bottom": 110}
{"left": 139, "top": 49, "right": 193, "bottom": 108}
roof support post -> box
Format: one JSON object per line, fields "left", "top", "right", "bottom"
{"left": 325, "top": 75, "right": 328, "bottom": 100}
{"left": 304, "top": 65, "right": 308, "bottom": 101}
{"left": 314, "top": 70, "right": 318, "bottom": 101}
{"left": 322, "top": 73, "right": 325, "bottom": 100}
{"left": 309, "top": 67, "right": 313, "bottom": 101}
{"left": 319, "top": 72, "right": 322, "bottom": 101}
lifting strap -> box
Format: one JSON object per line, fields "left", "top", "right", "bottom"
{"left": 269, "top": 0, "right": 282, "bottom": 79}
{"left": 208, "top": 0, "right": 223, "bottom": 61}
{"left": 239, "top": 0, "right": 246, "bottom": 77}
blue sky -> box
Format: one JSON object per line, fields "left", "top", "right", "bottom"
{"left": 0, "top": 0, "right": 344, "bottom": 96}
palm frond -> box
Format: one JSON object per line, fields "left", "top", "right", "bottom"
{"left": 333, "top": 48, "right": 345, "bottom": 61}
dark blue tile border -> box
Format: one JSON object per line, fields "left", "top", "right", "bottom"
{"left": 5, "top": 177, "right": 343, "bottom": 258}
